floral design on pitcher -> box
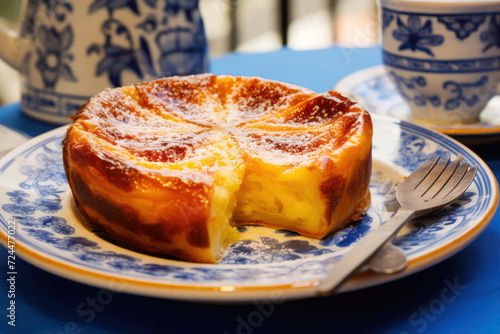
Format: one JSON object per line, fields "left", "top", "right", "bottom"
{"left": 87, "top": 0, "right": 207, "bottom": 87}
{"left": 35, "top": 25, "right": 77, "bottom": 89}
{"left": 154, "top": 27, "right": 207, "bottom": 76}
{"left": 480, "top": 15, "right": 500, "bottom": 52}
{"left": 25, "top": 0, "right": 78, "bottom": 89}
{"left": 87, "top": 19, "right": 143, "bottom": 87}
{"left": 87, "top": 0, "right": 145, "bottom": 87}
{"left": 22, "top": 0, "right": 73, "bottom": 36}
{"left": 41, "top": 0, "right": 74, "bottom": 21}
{"left": 137, "top": 0, "right": 208, "bottom": 78}
{"left": 163, "top": 0, "right": 199, "bottom": 19}
{"left": 393, "top": 15, "right": 444, "bottom": 57}
{"left": 89, "top": 0, "right": 140, "bottom": 15}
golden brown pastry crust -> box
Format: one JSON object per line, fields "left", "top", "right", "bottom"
{"left": 63, "top": 74, "right": 372, "bottom": 263}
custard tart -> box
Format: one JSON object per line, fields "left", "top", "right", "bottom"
{"left": 63, "top": 74, "right": 372, "bottom": 263}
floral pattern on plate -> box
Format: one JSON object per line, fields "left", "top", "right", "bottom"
{"left": 0, "top": 115, "right": 496, "bottom": 300}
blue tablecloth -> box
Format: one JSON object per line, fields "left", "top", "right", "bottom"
{"left": 1, "top": 46, "right": 499, "bottom": 334}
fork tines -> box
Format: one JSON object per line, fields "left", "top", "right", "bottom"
{"left": 411, "top": 155, "right": 477, "bottom": 200}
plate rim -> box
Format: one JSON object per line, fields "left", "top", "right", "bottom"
{"left": 335, "top": 65, "right": 500, "bottom": 137}
{"left": 0, "top": 117, "right": 497, "bottom": 302}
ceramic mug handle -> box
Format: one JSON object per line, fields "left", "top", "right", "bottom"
{"left": 0, "top": 26, "right": 20, "bottom": 71}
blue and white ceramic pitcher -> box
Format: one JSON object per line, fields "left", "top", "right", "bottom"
{"left": 0, "top": 0, "right": 209, "bottom": 124}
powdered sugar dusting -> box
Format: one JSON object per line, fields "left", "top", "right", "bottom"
{"left": 71, "top": 74, "right": 369, "bottom": 173}
{"left": 229, "top": 127, "right": 337, "bottom": 167}
{"left": 259, "top": 91, "right": 361, "bottom": 128}
{"left": 135, "top": 74, "right": 222, "bottom": 126}
{"left": 217, "top": 76, "right": 316, "bottom": 125}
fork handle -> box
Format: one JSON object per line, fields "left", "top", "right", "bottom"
{"left": 316, "top": 210, "right": 416, "bottom": 296}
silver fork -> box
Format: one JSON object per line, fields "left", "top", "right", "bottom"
{"left": 316, "top": 155, "right": 477, "bottom": 296}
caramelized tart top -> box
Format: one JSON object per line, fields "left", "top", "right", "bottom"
{"left": 68, "top": 74, "right": 372, "bottom": 181}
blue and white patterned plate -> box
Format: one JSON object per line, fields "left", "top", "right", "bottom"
{"left": 335, "top": 65, "right": 500, "bottom": 139}
{"left": 0, "top": 115, "right": 497, "bottom": 302}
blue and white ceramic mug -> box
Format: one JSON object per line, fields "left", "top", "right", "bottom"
{"left": 0, "top": 0, "right": 209, "bottom": 124}
{"left": 379, "top": 0, "right": 500, "bottom": 125}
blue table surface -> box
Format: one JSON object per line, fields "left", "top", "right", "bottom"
{"left": 1, "top": 46, "right": 499, "bottom": 334}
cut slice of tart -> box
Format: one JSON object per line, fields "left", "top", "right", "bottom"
{"left": 230, "top": 96, "right": 372, "bottom": 238}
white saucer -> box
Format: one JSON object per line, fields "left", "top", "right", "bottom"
{"left": 335, "top": 65, "right": 500, "bottom": 140}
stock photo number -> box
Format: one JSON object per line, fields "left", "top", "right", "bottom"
{"left": 6, "top": 219, "right": 16, "bottom": 327}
